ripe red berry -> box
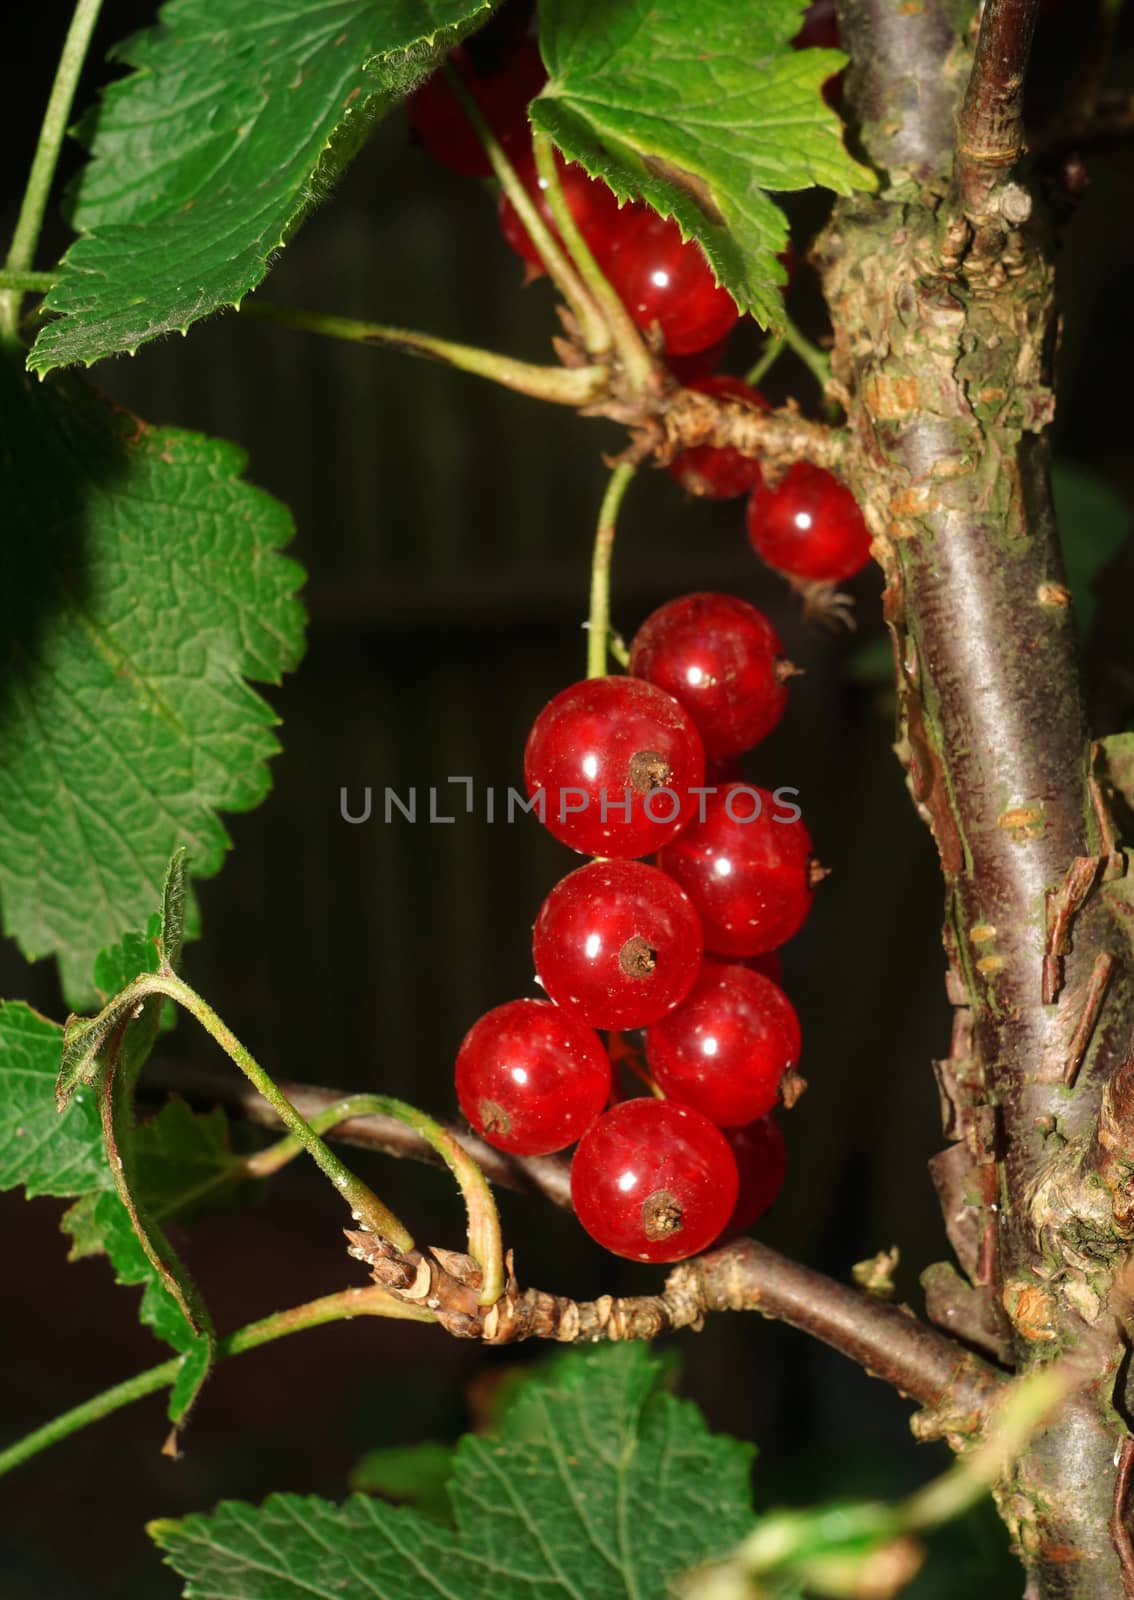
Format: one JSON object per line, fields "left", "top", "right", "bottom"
{"left": 645, "top": 962, "right": 801, "bottom": 1126}
{"left": 667, "top": 338, "right": 732, "bottom": 385}
{"left": 629, "top": 593, "right": 788, "bottom": 759}
{"left": 746, "top": 463, "right": 872, "bottom": 584}
{"left": 571, "top": 1099, "right": 738, "bottom": 1262}
{"left": 455, "top": 999, "right": 610, "bottom": 1155}
{"left": 533, "top": 860, "right": 703, "bottom": 1029}
{"left": 658, "top": 783, "right": 813, "bottom": 957}
{"left": 406, "top": 37, "right": 545, "bottom": 178}
{"left": 498, "top": 151, "right": 622, "bottom": 272}
{"left": 722, "top": 1115, "right": 787, "bottom": 1233}
{"left": 604, "top": 208, "right": 739, "bottom": 356}
{"left": 666, "top": 377, "right": 770, "bottom": 500}
{"left": 524, "top": 677, "right": 705, "bottom": 858}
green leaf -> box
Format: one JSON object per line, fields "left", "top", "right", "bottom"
{"left": 350, "top": 1442, "right": 455, "bottom": 1522}
{"left": 531, "top": 0, "right": 874, "bottom": 331}
{"left": 30, "top": 0, "right": 500, "bottom": 374}
{"left": 151, "top": 1344, "right": 756, "bottom": 1597}
{"left": 83, "top": 1184, "right": 213, "bottom": 1421}
{"left": 1051, "top": 461, "right": 1131, "bottom": 632}
{"left": 132, "top": 1097, "right": 242, "bottom": 1224}
{"left": 0, "top": 1001, "right": 111, "bottom": 1198}
{"left": 0, "top": 356, "right": 305, "bottom": 1004}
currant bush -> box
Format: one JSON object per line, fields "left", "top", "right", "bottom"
{"left": 498, "top": 150, "right": 622, "bottom": 271}
{"left": 603, "top": 207, "right": 739, "bottom": 356}
{"left": 645, "top": 961, "right": 801, "bottom": 1127}
{"left": 524, "top": 676, "right": 705, "bottom": 857}
{"left": 629, "top": 592, "right": 789, "bottom": 759}
{"left": 723, "top": 1115, "right": 788, "bottom": 1233}
{"left": 659, "top": 782, "right": 814, "bottom": 956}
{"left": 746, "top": 462, "right": 872, "bottom": 584}
{"left": 454, "top": 998, "right": 611, "bottom": 1155}
{"left": 666, "top": 377, "right": 770, "bottom": 500}
{"left": 571, "top": 1098, "right": 738, "bottom": 1262}
{"left": 533, "top": 859, "right": 703, "bottom": 1029}
{"left": 406, "top": 37, "right": 545, "bottom": 178}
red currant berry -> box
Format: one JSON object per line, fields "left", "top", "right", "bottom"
{"left": 744, "top": 949, "right": 784, "bottom": 985}
{"left": 533, "top": 860, "right": 703, "bottom": 1029}
{"left": 604, "top": 208, "right": 739, "bottom": 356}
{"left": 722, "top": 1115, "right": 787, "bottom": 1233}
{"left": 524, "top": 677, "right": 705, "bottom": 858}
{"left": 645, "top": 962, "right": 800, "bottom": 1127}
{"left": 666, "top": 378, "right": 770, "bottom": 500}
{"left": 629, "top": 593, "right": 788, "bottom": 760}
{"left": 455, "top": 998, "right": 610, "bottom": 1156}
{"left": 498, "top": 152, "right": 622, "bottom": 272}
{"left": 571, "top": 1099, "right": 738, "bottom": 1262}
{"left": 406, "top": 37, "right": 545, "bottom": 179}
{"left": 746, "top": 462, "right": 872, "bottom": 584}
{"left": 667, "top": 338, "right": 731, "bottom": 385}
{"left": 658, "top": 783, "right": 813, "bottom": 957}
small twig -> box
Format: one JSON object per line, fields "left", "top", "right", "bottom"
{"left": 745, "top": 333, "right": 787, "bottom": 389}
{"left": 1064, "top": 953, "right": 1116, "bottom": 1088}
{"left": 533, "top": 130, "right": 656, "bottom": 393}
{"left": 587, "top": 463, "right": 636, "bottom": 678}
{"left": 0, "top": 1286, "right": 431, "bottom": 1483}
{"left": 140, "top": 1062, "right": 575, "bottom": 1209}
{"left": 953, "top": 0, "right": 1042, "bottom": 219}
{"left": 442, "top": 65, "right": 609, "bottom": 360}
{"left": 1043, "top": 856, "right": 1102, "bottom": 1003}
{"left": 640, "top": 387, "right": 846, "bottom": 476}
{"left": 0, "top": 0, "right": 104, "bottom": 337}
{"left": 1111, "top": 1435, "right": 1134, "bottom": 1596}
{"left": 238, "top": 301, "right": 608, "bottom": 407}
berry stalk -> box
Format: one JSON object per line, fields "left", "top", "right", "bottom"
{"left": 0, "top": 0, "right": 104, "bottom": 338}
{"left": 586, "top": 462, "right": 635, "bottom": 679}
{"left": 531, "top": 130, "right": 656, "bottom": 393}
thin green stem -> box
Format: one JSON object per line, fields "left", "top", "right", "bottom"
{"left": 0, "top": 1286, "right": 432, "bottom": 1482}
{"left": 0, "top": 0, "right": 104, "bottom": 338}
{"left": 744, "top": 332, "right": 787, "bottom": 389}
{"left": 587, "top": 463, "right": 636, "bottom": 679}
{"left": 242, "top": 1093, "right": 504, "bottom": 1305}
{"left": 0, "top": 269, "right": 58, "bottom": 294}
{"left": 442, "top": 64, "right": 610, "bottom": 359}
{"left": 780, "top": 311, "right": 832, "bottom": 392}
{"left": 78, "top": 972, "right": 413, "bottom": 1249}
{"left": 238, "top": 300, "right": 607, "bottom": 406}
{"left": 532, "top": 131, "right": 655, "bottom": 393}
{"left": 355, "top": 1097, "right": 505, "bottom": 1305}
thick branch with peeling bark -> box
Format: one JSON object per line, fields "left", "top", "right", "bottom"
{"left": 829, "top": 2, "right": 1134, "bottom": 1595}
{"left": 346, "top": 1231, "right": 1005, "bottom": 1443}
{"left": 150, "top": 1061, "right": 1002, "bottom": 1439}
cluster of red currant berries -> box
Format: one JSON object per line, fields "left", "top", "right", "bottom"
{"left": 406, "top": 11, "right": 873, "bottom": 594}
{"left": 453, "top": 588, "right": 815, "bottom": 1264}
{"left": 407, "top": 14, "right": 869, "bottom": 1265}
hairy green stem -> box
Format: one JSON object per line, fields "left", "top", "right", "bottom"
{"left": 745, "top": 333, "right": 787, "bottom": 389}
{"left": 586, "top": 463, "right": 636, "bottom": 679}
{"left": 238, "top": 300, "right": 607, "bottom": 406}
{"left": 78, "top": 972, "right": 413, "bottom": 1249}
{"left": 532, "top": 131, "right": 655, "bottom": 392}
{"left": 780, "top": 311, "right": 832, "bottom": 392}
{"left": 0, "top": 0, "right": 103, "bottom": 337}
{"left": 441, "top": 65, "right": 610, "bottom": 359}
{"left": 0, "top": 1286, "right": 432, "bottom": 1482}
{"left": 248, "top": 1093, "right": 504, "bottom": 1304}
{"left": 0, "top": 269, "right": 57, "bottom": 294}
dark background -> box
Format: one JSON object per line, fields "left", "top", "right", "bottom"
{"left": 3, "top": 4, "right": 1133, "bottom": 1595}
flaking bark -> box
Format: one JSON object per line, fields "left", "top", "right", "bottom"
{"left": 831, "top": 2, "right": 1134, "bottom": 1593}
